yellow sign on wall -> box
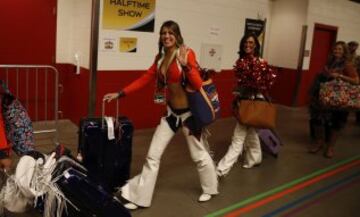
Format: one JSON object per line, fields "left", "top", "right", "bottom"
{"left": 120, "top": 37, "right": 138, "bottom": 52}
{"left": 103, "top": 0, "right": 156, "bottom": 32}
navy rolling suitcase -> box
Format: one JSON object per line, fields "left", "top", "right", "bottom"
{"left": 52, "top": 157, "right": 131, "bottom": 217}
{"left": 257, "top": 129, "right": 282, "bottom": 157}
{"left": 78, "top": 100, "right": 133, "bottom": 192}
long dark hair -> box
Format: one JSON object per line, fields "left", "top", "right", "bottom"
{"left": 238, "top": 33, "right": 261, "bottom": 58}
{"left": 158, "top": 20, "right": 184, "bottom": 56}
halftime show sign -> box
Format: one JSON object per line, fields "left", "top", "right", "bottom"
{"left": 102, "top": 0, "right": 156, "bottom": 32}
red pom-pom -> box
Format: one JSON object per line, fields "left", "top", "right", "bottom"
{"left": 234, "top": 56, "right": 277, "bottom": 91}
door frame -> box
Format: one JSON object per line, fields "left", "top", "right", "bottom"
{"left": 308, "top": 23, "right": 338, "bottom": 73}
{"left": 295, "top": 23, "right": 338, "bottom": 106}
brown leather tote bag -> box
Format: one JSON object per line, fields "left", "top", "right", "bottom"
{"left": 236, "top": 99, "right": 277, "bottom": 129}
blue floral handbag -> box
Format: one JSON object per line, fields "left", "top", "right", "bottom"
{"left": 1, "top": 81, "right": 34, "bottom": 155}
{"left": 184, "top": 68, "right": 221, "bottom": 128}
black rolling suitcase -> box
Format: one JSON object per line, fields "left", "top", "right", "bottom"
{"left": 78, "top": 100, "right": 133, "bottom": 192}
{"left": 50, "top": 156, "right": 131, "bottom": 217}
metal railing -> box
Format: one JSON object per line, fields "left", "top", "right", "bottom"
{"left": 0, "top": 64, "right": 59, "bottom": 145}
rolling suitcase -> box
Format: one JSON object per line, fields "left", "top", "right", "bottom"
{"left": 78, "top": 100, "right": 133, "bottom": 192}
{"left": 51, "top": 157, "right": 131, "bottom": 217}
{"left": 257, "top": 129, "right": 282, "bottom": 157}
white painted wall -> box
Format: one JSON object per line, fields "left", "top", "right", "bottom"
{"left": 56, "top": 0, "right": 360, "bottom": 71}
{"left": 57, "top": 0, "right": 273, "bottom": 70}
{"left": 99, "top": 0, "right": 273, "bottom": 70}
{"left": 56, "top": 0, "right": 74, "bottom": 64}
{"left": 303, "top": 0, "right": 360, "bottom": 70}
{"left": 266, "top": 0, "right": 309, "bottom": 69}
{"left": 56, "top": 0, "right": 92, "bottom": 69}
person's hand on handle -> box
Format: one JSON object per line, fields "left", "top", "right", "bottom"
{"left": 103, "top": 90, "right": 125, "bottom": 103}
{"left": 329, "top": 72, "right": 342, "bottom": 79}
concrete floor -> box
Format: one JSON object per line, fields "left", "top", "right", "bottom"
{"left": 2, "top": 105, "right": 360, "bottom": 217}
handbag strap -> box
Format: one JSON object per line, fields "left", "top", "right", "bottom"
{"left": 180, "top": 60, "right": 204, "bottom": 87}
{"left": 200, "top": 87, "right": 216, "bottom": 119}
{"left": 0, "top": 80, "right": 11, "bottom": 95}
{"left": 0, "top": 80, "right": 14, "bottom": 100}
{"left": 236, "top": 90, "right": 272, "bottom": 103}
{"left": 262, "top": 92, "right": 273, "bottom": 102}
{"left": 181, "top": 64, "right": 216, "bottom": 120}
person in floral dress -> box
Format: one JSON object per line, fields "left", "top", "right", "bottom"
{"left": 309, "top": 41, "right": 359, "bottom": 158}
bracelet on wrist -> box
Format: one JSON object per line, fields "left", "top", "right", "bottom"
{"left": 118, "top": 90, "right": 125, "bottom": 98}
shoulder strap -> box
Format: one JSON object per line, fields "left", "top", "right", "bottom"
{"left": 0, "top": 80, "right": 11, "bottom": 95}
{"left": 175, "top": 49, "right": 182, "bottom": 72}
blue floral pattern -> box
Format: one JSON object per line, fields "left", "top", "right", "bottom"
{"left": 2, "top": 97, "right": 34, "bottom": 155}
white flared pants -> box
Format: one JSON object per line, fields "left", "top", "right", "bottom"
{"left": 121, "top": 114, "right": 218, "bottom": 207}
{"left": 216, "top": 122, "right": 262, "bottom": 176}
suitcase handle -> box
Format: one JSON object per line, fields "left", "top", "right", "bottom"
{"left": 101, "top": 99, "right": 119, "bottom": 129}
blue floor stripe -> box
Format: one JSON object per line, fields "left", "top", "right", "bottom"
{"left": 262, "top": 170, "right": 360, "bottom": 217}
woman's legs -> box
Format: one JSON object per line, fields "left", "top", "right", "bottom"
{"left": 309, "top": 119, "right": 325, "bottom": 153}
{"left": 216, "top": 123, "right": 247, "bottom": 176}
{"left": 356, "top": 111, "right": 360, "bottom": 125}
{"left": 182, "top": 127, "right": 218, "bottom": 200}
{"left": 324, "top": 129, "right": 338, "bottom": 158}
{"left": 242, "top": 127, "right": 262, "bottom": 168}
{"left": 121, "top": 117, "right": 175, "bottom": 207}
{"left": 324, "top": 111, "right": 348, "bottom": 158}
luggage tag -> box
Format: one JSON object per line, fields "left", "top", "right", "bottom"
{"left": 104, "top": 116, "right": 115, "bottom": 140}
{"left": 154, "top": 73, "right": 167, "bottom": 105}
{"left": 154, "top": 88, "right": 166, "bottom": 104}
{"left": 63, "top": 170, "right": 71, "bottom": 179}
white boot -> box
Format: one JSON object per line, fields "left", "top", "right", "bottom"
{"left": 121, "top": 117, "right": 175, "bottom": 207}
{"left": 242, "top": 127, "right": 262, "bottom": 168}
{"left": 124, "top": 202, "right": 138, "bottom": 210}
{"left": 198, "top": 193, "right": 212, "bottom": 202}
{"left": 216, "top": 123, "right": 246, "bottom": 176}
{"left": 183, "top": 127, "right": 218, "bottom": 197}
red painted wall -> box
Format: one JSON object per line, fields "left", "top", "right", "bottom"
{"left": 270, "top": 67, "right": 299, "bottom": 106}
{"left": 55, "top": 64, "right": 90, "bottom": 124}
{"left": 0, "top": 68, "right": 58, "bottom": 121}
{"left": 296, "top": 24, "right": 337, "bottom": 106}
{"left": 0, "top": 0, "right": 57, "bottom": 64}
{"left": 56, "top": 65, "right": 298, "bottom": 129}
{"left": 0, "top": 63, "right": 301, "bottom": 129}
{"left": 0, "top": 0, "right": 57, "bottom": 122}
{"left": 0, "top": 1, "right": 302, "bottom": 129}
{"left": 295, "top": 69, "right": 316, "bottom": 106}
{"left": 56, "top": 67, "right": 237, "bottom": 128}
